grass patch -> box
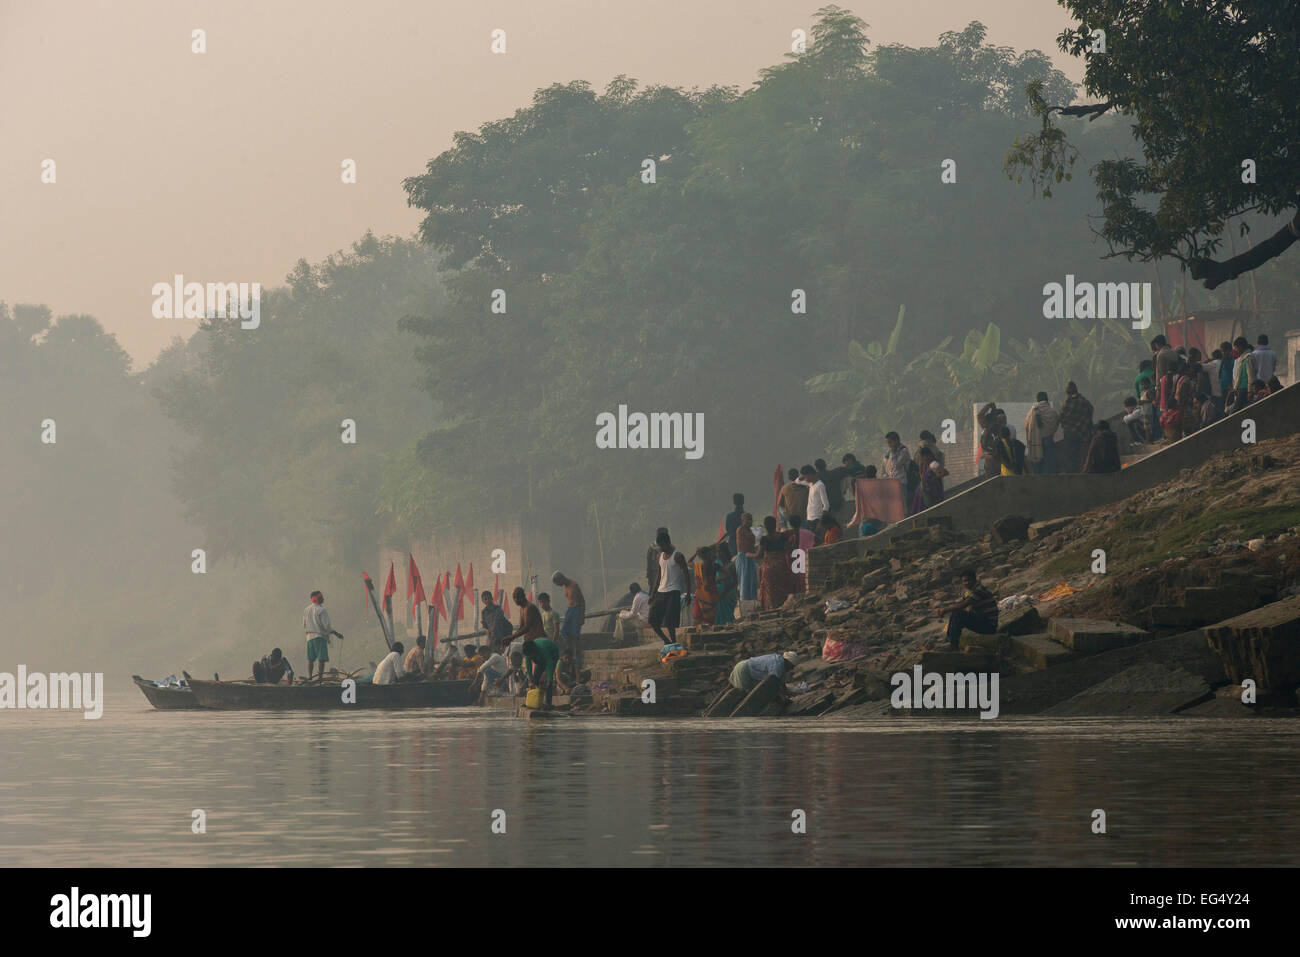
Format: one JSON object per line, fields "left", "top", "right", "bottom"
{"left": 1040, "top": 503, "right": 1300, "bottom": 579}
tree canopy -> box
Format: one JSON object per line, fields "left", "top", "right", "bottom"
{"left": 1006, "top": 0, "right": 1300, "bottom": 289}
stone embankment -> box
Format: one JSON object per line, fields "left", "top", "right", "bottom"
{"left": 538, "top": 434, "right": 1300, "bottom": 720}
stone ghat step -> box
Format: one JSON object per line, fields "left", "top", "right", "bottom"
{"left": 1046, "top": 618, "right": 1150, "bottom": 653}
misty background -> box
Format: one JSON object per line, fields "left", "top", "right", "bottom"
{"left": 4, "top": 3, "right": 1296, "bottom": 677}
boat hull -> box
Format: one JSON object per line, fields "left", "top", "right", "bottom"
{"left": 186, "top": 678, "right": 474, "bottom": 710}
{"left": 133, "top": 675, "right": 201, "bottom": 710}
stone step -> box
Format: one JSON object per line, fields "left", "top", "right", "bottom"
{"left": 919, "top": 651, "right": 998, "bottom": 674}
{"left": 1008, "top": 634, "right": 1080, "bottom": 670}
{"left": 1046, "top": 618, "right": 1149, "bottom": 653}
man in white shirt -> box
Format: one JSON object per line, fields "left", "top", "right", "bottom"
{"left": 1253, "top": 334, "right": 1277, "bottom": 383}
{"left": 373, "top": 641, "right": 406, "bottom": 685}
{"left": 802, "top": 465, "right": 831, "bottom": 542}
{"left": 303, "top": 590, "right": 344, "bottom": 681}
{"left": 475, "top": 649, "right": 510, "bottom": 701}
{"left": 614, "top": 582, "right": 651, "bottom": 645}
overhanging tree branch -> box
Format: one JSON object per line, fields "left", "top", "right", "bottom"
{"left": 1189, "top": 209, "right": 1300, "bottom": 290}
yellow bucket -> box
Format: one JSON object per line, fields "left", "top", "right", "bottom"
{"left": 525, "top": 687, "right": 543, "bottom": 709}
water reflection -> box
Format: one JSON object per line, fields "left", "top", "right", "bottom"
{"left": 0, "top": 690, "right": 1296, "bottom": 866}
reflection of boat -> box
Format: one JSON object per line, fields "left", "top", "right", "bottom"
{"left": 132, "top": 675, "right": 201, "bottom": 710}
{"left": 185, "top": 677, "right": 475, "bottom": 710}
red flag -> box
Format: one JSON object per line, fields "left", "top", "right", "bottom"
{"left": 773, "top": 463, "right": 784, "bottom": 520}
{"left": 453, "top": 564, "right": 466, "bottom": 621}
{"left": 382, "top": 562, "right": 396, "bottom": 619}
{"left": 717, "top": 517, "right": 726, "bottom": 543}
{"left": 430, "top": 574, "right": 445, "bottom": 620}
{"left": 466, "top": 563, "right": 475, "bottom": 600}
{"left": 408, "top": 554, "right": 426, "bottom": 615}
{"left": 492, "top": 573, "right": 501, "bottom": 607}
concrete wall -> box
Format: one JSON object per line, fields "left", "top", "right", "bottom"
{"left": 809, "top": 383, "right": 1300, "bottom": 583}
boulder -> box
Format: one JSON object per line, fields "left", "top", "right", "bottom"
{"left": 1029, "top": 517, "right": 1074, "bottom": 540}
{"left": 1203, "top": 594, "right": 1300, "bottom": 693}
{"left": 998, "top": 603, "right": 1043, "bottom": 636}
{"left": 991, "top": 515, "right": 1031, "bottom": 543}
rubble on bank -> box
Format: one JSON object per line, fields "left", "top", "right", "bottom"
{"left": 666, "top": 434, "right": 1300, "bottom": 719}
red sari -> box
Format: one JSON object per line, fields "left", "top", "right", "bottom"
{"left": 758, "top": 532, "right": 798, "bottom": 610}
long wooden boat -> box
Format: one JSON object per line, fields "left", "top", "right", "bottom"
{"left": 133, "top": 675, "right": 201, "bottom": 710}
{"left": 186, "top": 677, "right": 475, "bottom": 710}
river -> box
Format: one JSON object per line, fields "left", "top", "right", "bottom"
{"left": 1, "top": 688, "right": 1295, "bottom": 866}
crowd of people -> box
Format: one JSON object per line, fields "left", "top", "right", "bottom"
{"left": 1123, "top": 334, "right": 1282, "bottom": 444}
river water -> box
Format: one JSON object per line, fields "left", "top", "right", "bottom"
{"left": 1, "top": 687, "right": 1296, "bottom": 867}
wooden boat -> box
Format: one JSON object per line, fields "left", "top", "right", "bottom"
{"left": 133, "top": 675, "right": 201, "bottom": 710}
{"left": 186, "top": 676, "right": 475, "bottom": 710}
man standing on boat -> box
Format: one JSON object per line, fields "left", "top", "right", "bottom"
{"left": 303, "top": 590, "right": 345, "bottom": 682}
{"left": 551, "top": 572, "right": 586, "bottom": 663}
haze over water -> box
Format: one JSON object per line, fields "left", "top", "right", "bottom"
{"left": 2, "top": 689, "right": 1295, "bottom": 867}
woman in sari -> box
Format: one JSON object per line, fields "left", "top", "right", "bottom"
{"left": 734, "top": 512, "right": 759, "bottom": 614}
{"left": 714, "top": 543, "right": 738, "bottom": 625}
{"left": 757, "top": 516, "right": 798, "bottom": 610}
{"left": 909, "top": 446, "right": 945, "bottom": 514}
{"left": 692, "top": 545, "right": 719, "bottom": 625}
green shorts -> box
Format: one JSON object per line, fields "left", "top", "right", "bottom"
{"left": 729, "top": 659, "right": 754, "bottom": 692}
{"left": 307, "top": 636, "right": 329, "bottom": 662}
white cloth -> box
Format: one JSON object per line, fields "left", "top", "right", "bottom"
{"left": 303, "top": 603, "right": 332, "bottom": 639}
{"left": 373, "top": 650, "right": 404, "bottom": 685}
{"left": 657, "top": 549, "right": 688, "bottom": 593}
{"left": 805, "top": 480, "right": 830, "bottom": 522}
{"left": 1203, "top": 359, "right": 1222, "bottom": 397}
{"left": 1254, "top": 346, "right": 1277, "bottom": 383}
{"left": 478, "top": 652, "right": 508, "bottom": 676}
{"left": 620, "top": 591, "right": 650, "bottom": 622}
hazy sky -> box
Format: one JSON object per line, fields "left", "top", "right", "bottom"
{"left": 1, "top": 0, "right": 1081, "bottom": 364}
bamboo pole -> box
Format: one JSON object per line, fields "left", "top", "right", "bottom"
{"left": 593, "top": 501, "right": 609, "bottom": 604}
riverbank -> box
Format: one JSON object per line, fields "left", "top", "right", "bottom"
{"left": 528, "top": 433, "right": 1300, "bottom": 721}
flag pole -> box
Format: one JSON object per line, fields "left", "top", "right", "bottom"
{"left": 593, "top": 500, "right": 609, "bottom": 604}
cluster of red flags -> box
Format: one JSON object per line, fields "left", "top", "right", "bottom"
{"left": 369, "top": 556, "right": 526, "bottom": 644}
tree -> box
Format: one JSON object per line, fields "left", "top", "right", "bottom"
{"left": 1006, "top": 0, "right": 1300, "bottom": 289}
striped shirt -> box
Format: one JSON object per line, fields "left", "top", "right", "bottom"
{"left": 965, "top": 584, "right": 997, "bottom": 621}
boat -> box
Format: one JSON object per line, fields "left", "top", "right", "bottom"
{"left": 185, "top": 676, "right": 475, "bottom": 710}
{"left": 132, "top": 675, "right": 201, "bottom": 710}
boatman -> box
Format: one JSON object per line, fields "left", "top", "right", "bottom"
{"left": 303, "top": 590, "right": 345, "bottom": 681}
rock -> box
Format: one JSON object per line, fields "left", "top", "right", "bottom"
{"left": 703, "top": 685, "right": 746, "bottom": 717}
{"left": 1203, "top": 594, "right": 1300, "bottom": 693}
{"left": 1029, "top": 517, "right": 1074, "bottom": 540}
{"left": 998, "top": 603, "right": 1043, "bottom": 636}
{"left": 823, "top": 686, "right": 870, "bottom": 713}
{"left": 1047, "top": 618, "right": 1150, "bottom": 653}
{"left": 991, "top": 515, "right": 1031, "bottom": 543}
{"left": 788, "top": 689, "right": 836, "bottom": 716}
{"left": 1247, "top": 538, "right": 1267, "bottom": 552}
{"left": 1043, "top": 663, "right": 1212, "bottom": 716}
